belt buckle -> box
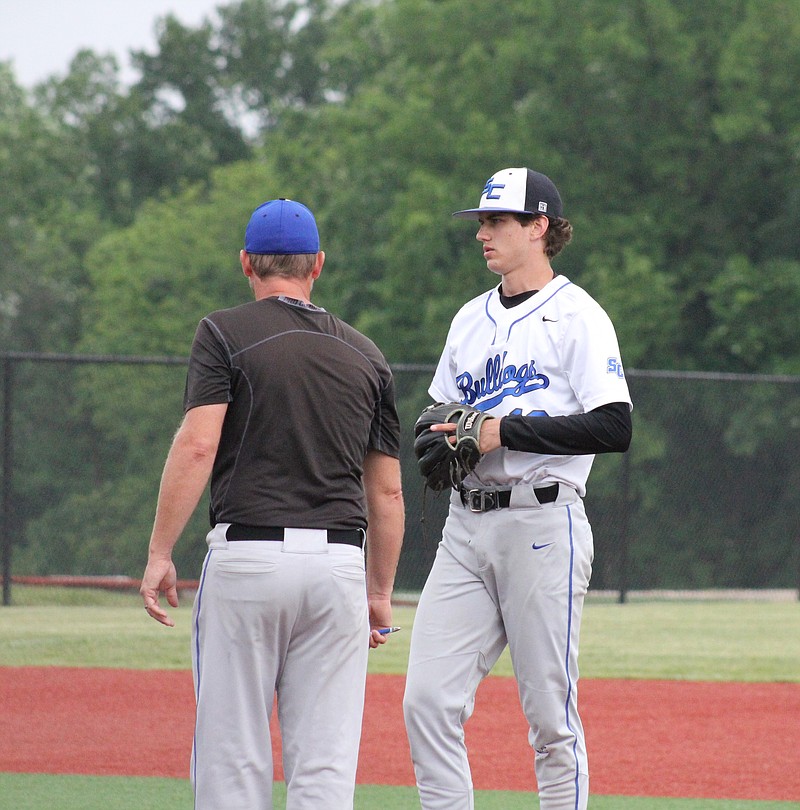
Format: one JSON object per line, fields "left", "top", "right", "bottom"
{"left": 466, "top": 489, "right": 495, "bottom": 512}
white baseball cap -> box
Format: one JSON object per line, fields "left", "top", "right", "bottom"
{"left": 452, "top": 167, "right": 563, "bottom": 220}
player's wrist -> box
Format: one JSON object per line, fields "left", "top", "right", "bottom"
{"left": 480, "top": 417, "right": 503, "bottom": 453}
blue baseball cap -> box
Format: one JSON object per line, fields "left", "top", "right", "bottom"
{"left": 244, "top": 198, "right": 320, "bottom": 255}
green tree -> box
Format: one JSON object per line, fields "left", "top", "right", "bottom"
{"left": 132, "top": 15, "right": 250, "bottom": 165}
{"left": 34, "top": 44, "right": 248, "bottom": 228}
{"left": 0, "top": 62, "right": 106, "bottom": 351}
{"left": 22, "top": 162, "right": 279, "bottom": 578}
{"left": 277, "top": 0, "right": 800, "bottom": 372}
{"left": 10, "top": 0, "right": 800, "bottom": 587}
{"left": 215, "top": 0, "right": 338, "bottom": 120}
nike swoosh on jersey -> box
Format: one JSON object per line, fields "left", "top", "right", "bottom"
{"left": 531, "top": 542, "right": 553, "bottom": 550}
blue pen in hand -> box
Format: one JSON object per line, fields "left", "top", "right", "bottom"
{"left": 378, "top": 626, "right": 401, "bottom": 635}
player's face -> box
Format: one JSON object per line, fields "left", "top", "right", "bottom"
{"left": 475, "top": 213, "right": 532, "bottom": 277}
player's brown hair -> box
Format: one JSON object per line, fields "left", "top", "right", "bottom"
{"left": 246, "top": 252, "right": 316, "bottom": 280}
{"left": 514, "top": 213, "right": 573, "bottom": 259}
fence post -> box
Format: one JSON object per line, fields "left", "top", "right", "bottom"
{"left": 1, "top": 357, "right": 13, "bottom": 606}
{"left": 617, "top": 448, "right": 631, "bottom": 604}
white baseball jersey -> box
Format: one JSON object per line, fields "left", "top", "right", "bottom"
{"left": 429, "top": 275, "right": 632, "bottom": 496}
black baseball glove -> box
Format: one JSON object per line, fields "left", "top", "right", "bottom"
{"left": 413, "top": 402, "right": 494, "bottom": 491}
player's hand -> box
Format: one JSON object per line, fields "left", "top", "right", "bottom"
{"left": 140, "top": 556, "right": 179, "bottom": 627}
{"left": 431, "top": 417, "right": 502, "bottom": 454}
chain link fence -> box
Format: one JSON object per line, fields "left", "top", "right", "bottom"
{"left": 2, "top": 353, "right": 799, "bottom": 605}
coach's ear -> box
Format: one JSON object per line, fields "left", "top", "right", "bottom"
{"left": 241, "top": 250, "right": 256, "bottom": 289}
{"left": 240, "top": 250, "right": 254, "bottom": 276}
{"left": 311, "top": 250, "right": 325, "bottom": 280}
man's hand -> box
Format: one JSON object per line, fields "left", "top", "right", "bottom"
{"left": 413, "top": 403, "right": 496, "bottom": 490}
{"left": 140, "top": 555, "right": 179, "bottom": 627}
{"left": 368, "top": 595, "right": 394, "bottom": 649}
{"left": 140, "top": 404, "right": 226, "bottom": 628}
{"left": 363, "top": 449, "right": 403, "bottom": 649}
{"left": 431, "top": 414, "right": 502, "bottom": 454}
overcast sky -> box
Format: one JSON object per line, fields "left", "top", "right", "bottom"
{"left": 0, "top": 0, "right": 222, "bottom": 87}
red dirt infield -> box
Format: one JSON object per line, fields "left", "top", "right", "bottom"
{"left": 0, "top": 667, "right": 798, "bottom": 802}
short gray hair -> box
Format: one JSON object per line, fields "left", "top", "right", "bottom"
{"left": 246, "top": 252, "right": 316, "bottom": 280}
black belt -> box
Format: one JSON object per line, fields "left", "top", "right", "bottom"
{"left": 459, "top": 483, "right": 559, "bottom": 512}
{"left": 225, "top": 524, "right": 364, "bottom": 547}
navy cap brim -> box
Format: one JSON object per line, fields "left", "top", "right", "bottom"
{"left": 452, "top": 206, "right": 536, "bottom": 220}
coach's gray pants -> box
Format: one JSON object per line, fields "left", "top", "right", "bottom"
{"left": 191, "top": 524, "right": 369, "bottom": 810}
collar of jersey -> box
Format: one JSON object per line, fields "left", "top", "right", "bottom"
{"left": 271, "top": 295, "right": 326, "bottom": 312}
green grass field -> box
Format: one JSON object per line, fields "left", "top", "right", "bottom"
{"left": 2, "top": 586, "right": 798, "bottom": 681}
{"left": 0, "top": 773, "right": 796, "bottom": 810}
{"left": 1, "top": 586, "right": 798, "bottom": 809}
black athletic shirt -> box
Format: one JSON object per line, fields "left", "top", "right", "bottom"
{"left": 184, "top": 295, "right": 401, "bottom": 531}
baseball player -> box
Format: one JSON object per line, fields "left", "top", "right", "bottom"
{"left": 140, "top": 198, "right": 405, "bottom": 810}
{"left": 403, "top": 168, "right": 632, "bottom": 810}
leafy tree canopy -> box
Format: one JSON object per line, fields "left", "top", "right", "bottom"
{"left": 5, "top": 0, "right": 800, "bottom": 584}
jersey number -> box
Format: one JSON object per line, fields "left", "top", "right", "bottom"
{"left": 508, "top": 408, "right": 548, "bottom": 417}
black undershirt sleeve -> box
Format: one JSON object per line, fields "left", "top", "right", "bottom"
{"left": 499, "top": 401, "right": 632, "bottom": 455}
